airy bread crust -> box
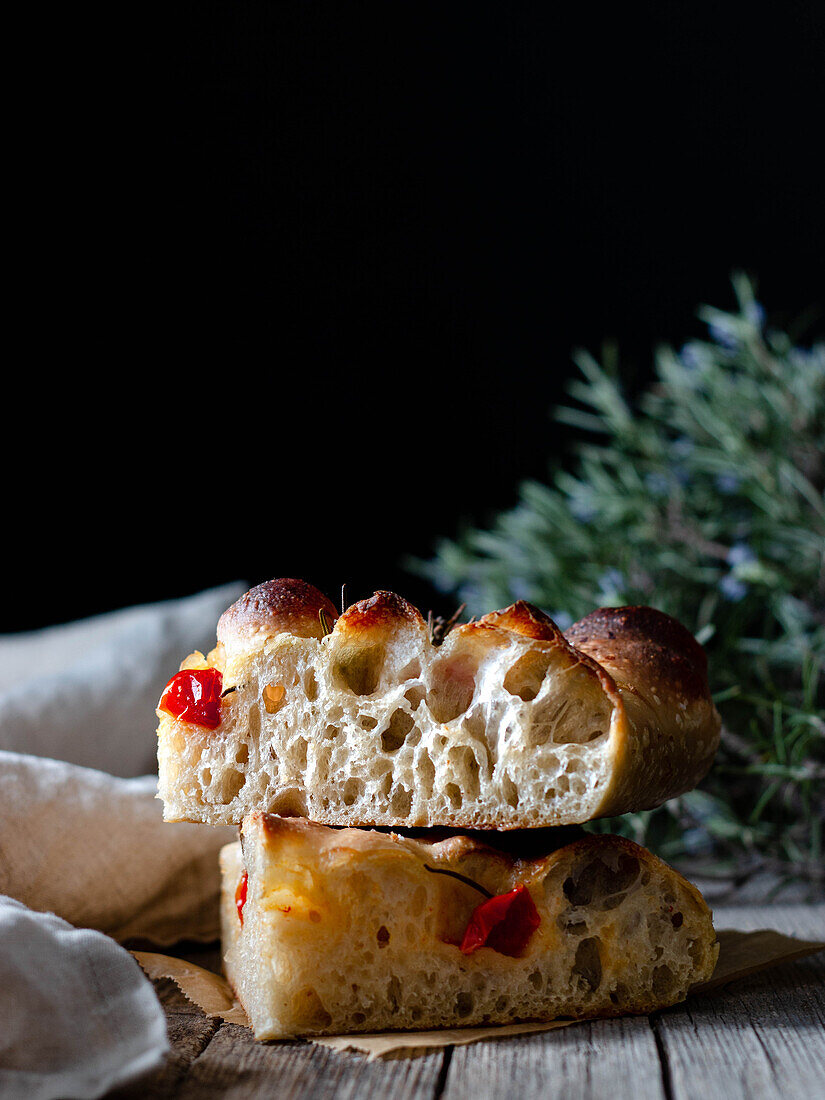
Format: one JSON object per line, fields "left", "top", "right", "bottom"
{"left": 157, "top": 579, "right": 721, "bottom": 829}
{"left": 221, "top": 815, "right": 718, "bottom": 1039}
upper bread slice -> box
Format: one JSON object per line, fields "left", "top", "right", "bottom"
{"left": 221, "top": 814, "right": 719, "bottom": 1039}
{"left": 157, "top": 578, "right": 721, "bottom": 828}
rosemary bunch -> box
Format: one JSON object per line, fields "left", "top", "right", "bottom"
{"left": 414, "top": 275, "right": 824, "bottom": 891}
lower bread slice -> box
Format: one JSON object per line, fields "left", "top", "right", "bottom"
{"left": 220, "top": 814, "right": 718, "bottom": 1039}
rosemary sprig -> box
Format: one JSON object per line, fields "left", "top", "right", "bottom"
{"left": 413, "top": 274, "right": 825, "bottom": 891}
{"left": 318, "top": 607, "right": 335, "bottom": 637}
{"left": 427, "top": 604, "right": 467, "bottom": 646}
{"left": 423, "top": 864, "right": 492, "bottom": 898}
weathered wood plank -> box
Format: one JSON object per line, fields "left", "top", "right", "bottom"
{"left": 657, "top": 948, "right": 825, "bottom": 1100}
{"left": 441, "top": 1015, "right": 667, "bottom": 1100}
{"left": 174, "top": 1022, "right": 446, "bottom": 1100}
{"left": 110, "top": 902, "right": 824, "bottom": 1099}
{"left": 713, "top": 902, "right": 825, "bottom": 940}
{"left": 108, "top": 977, "right": 221, "bottom": 1099}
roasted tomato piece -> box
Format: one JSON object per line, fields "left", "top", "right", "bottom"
{"left": 460, "top": 884, "right": 540, "bottom": 957}
{"left": 159, "top": 668, "right": 224, "bottom": 729}
{"left": 235, "top": 871, "right": 248, "bottom": 924}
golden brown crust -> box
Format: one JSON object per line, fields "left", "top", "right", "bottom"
{"left": 565, "top": 605, "right": 711, "bottom": 702}
{"left": 477, "top": 600, "right": 563, "bottom": 642}
{"left": 458, "top": 602, "right": 625, "bottom": 716}
{"left": 251, "top": 813, "right": 702, "bottom": 903}
{"left": 217, "top": 578, "right": 339, "bottom": 650}
{"left": 563, "top": 604, "right": 720, "bottom": 817}
{"left": 335, "top": 590, "right": 428, "bottom": 636}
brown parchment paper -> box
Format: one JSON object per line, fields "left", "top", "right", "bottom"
{"left": 132, "top": 928, "right": 824, "bottom": 1060}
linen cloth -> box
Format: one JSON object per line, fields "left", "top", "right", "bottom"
{"left": 0, "top": 583, "right": 245, "bottom": 1099}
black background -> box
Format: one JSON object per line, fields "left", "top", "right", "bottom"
{"left": 7, "top": 2, "right": 824, "bottom": 632}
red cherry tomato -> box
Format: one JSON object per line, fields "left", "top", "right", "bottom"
{"left": 159, "top": 668, "right": 224, "bottom": 729}
{"left": 460, "top": 884, "right": 540, "bottom": 957}
{"left": 235, "top": 871, "right": 248, "bottom": 924}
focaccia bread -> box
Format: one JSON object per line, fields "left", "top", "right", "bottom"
{"left": 221, "top": 814, "right": 718, "bottom": 1039}
{"left": 157, "top": 578, "right": 720, "bottom": 828}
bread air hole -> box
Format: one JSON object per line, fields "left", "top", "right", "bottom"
{"left": 501, "top": 773, "right": 519, "bottom": 808}
{"left": 263, "top": 683, "right": 286, "bottom": 714}
{"left": 390, "top": 786, "right": 412, "bottom": 816}
{"left": 376, "top": 770, "right": 393, "bottom": 795}
{"left": 557, "top": 909, "right": 589, "bottom": 935}
{"left": 269, "top": 788, "right": 308, "bottom": 817}
{"left": 449, "top": 745, "right": 481, "bottom": 798}
{"left": 303, "top": 669, "right": 318, "bottom": 702}
{"left": 572, "top": 936, "right": 603, "bottom": 992}
{"left": 503, "top": 651, "right": 553, "bottom": 701}
{"left": 404, "top": 684, "right": 426, "bottom": 710}
{"left": 445, "top": 782, "right": 463, "bottom": 809}
{"left": 217, "top": 768, "right": 245, "bottom": 804}
{"left": 387, "top": 976, "right": 402, "bottom": 1012}
{"left": 418, "top": 752, "right": 436, "bottom": 799}
{"left": 537, "top": 690, "right": 611, "bottom": 746}
{"left": 652, "top": 964, "right": 675, "bottom": 999}
{"left": 381, "top": 709, "right": 415, "bottom": 752}
{"left": 461, "top": 708, "right": 488, "bottom": 743}
{"left": 289, "top": 737, "right": 308, "bottom": 770}
{"left": 294, "top": 987, "right": 332, "bottom": 1030}
{"left": 334, "top": 644, "right": 386, "bottom": 696}
{"left": 687, "top": 939, "right": 704, "bottom": 966}
{"left": 427, "top": 653, "right": 478, "bottom": 723}
{"left": 562, "top": 852, "right": 641, "bottom": 908}
{"left": 343, "top": 778, "right": 364, "bottom": 806}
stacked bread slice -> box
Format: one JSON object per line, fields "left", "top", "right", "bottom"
{"left": 156, "top": 578, "right": 722, "bottom": 1039}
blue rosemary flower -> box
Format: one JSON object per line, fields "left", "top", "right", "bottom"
{"left": 680, "top": 343, "right": 703, "bottom": 370}
{"left": 716, "top": 472, "right": 741, "bottom": 494}
{"left": 570, "top": 497, "right": 597, "bottom": 523}
{"left": 727, "top": 543, "right": 757, "bottom": 567}
{"left": 708, "top": 318, "right": 740, "bottom": 349}
{"left": 745, "top": 300, "right": 765, "bottom": 328}
{"left": 644, "top": 471, "right": 670, "bottom": 495}
{"left": 720, "top": 573, "right": 748, "bottom": 601}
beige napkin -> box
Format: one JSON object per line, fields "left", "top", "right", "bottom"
{"left": 0, "top": 584, "right": 244, "bottom": 1099}
{"left": 0, "top": 898, "right": 170, "bottom": 1100}
{"left": 0, "top": 582, "right": 245, "bottom": 777}
{"left": 0, "top": 752, "right": 236, "bottom": 943}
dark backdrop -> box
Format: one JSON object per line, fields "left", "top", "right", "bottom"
{"left": 7, "top": 2, "right": 824, "bottom": 631}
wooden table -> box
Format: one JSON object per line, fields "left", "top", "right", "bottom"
{"left": 112, "top": 901, "right": 824, "bottom": 1099}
